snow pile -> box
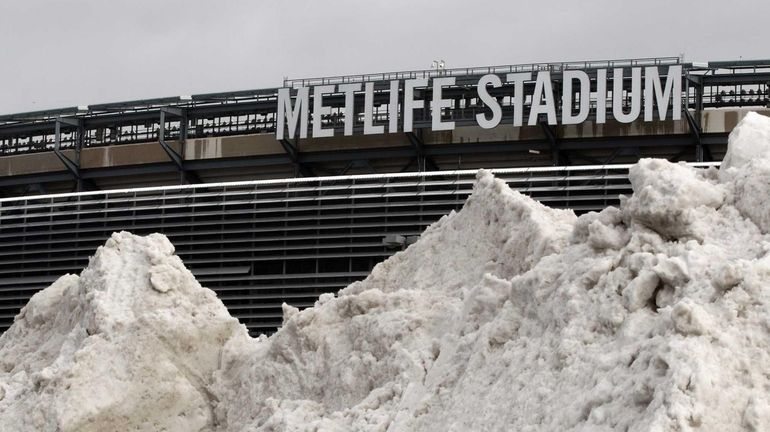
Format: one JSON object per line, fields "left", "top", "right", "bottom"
{"left": 2, "top": 112, "right": 770, "bottom": 431}
{"left": 0, "top": 233, "right": 247, "bottom": 431}
{"left": 210, "top": 172, "right": 577, "bottom": 431}
{"left": 721, "top": 111, "right": 770, "bottom": 233}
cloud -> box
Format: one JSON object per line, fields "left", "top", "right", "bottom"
{"left": 0, "top": 0, "right": 768, "bottom": 114}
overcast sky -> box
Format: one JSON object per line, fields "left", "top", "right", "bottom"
{"left": 1, "top": 0, "right": 768, "bottom": 115}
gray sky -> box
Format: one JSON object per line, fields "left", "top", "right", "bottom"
{"left": 1, "top": 0, "right": 768, "bottom": 115}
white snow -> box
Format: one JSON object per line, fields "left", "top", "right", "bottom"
{"left": 720, "top": 111, "right": 770, "bottom": 174}
{"left": 0, "top": 233, "right": 246, "bottom": 431}
{"left": 2, "top": 112, "right": 770, "bottom": 431}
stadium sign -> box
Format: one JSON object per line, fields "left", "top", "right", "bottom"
{"left": 276, "top": 65, "right": 682, "bottom": 140}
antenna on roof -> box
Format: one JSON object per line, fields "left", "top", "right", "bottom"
{"left": 431, "top": 60, "right": 447, "bottom": 75}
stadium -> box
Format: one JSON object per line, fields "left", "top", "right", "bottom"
{"left": 0, "top": 56, "right": 768, "bottom": 335}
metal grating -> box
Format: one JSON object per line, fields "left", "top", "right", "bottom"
{"left": 0, "top": 163, "right": 718, "bottom": 335}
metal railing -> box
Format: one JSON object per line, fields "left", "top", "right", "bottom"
{"left": 283, "top": 57, "right": 682, "bottom": 88}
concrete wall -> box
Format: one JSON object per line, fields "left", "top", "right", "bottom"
{"left": 422, "top": 118, "right": 689, "bottom": 146}
{"left": 0, "top": 108, "right": 764, "bottom": 179}
{"left": 0, "top": 150, "right": 75, "bottom": 177}
{"left": 81, "top": 141, "right": 181, "bottom": 169}
{"left": 184, "top": 135, "right": 283, "bottom": 159}
{"left": 701, "top": 108, "right": 770, "bottom": 133}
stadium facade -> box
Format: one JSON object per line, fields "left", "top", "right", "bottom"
{"left": 0, "top": 56, "right": 767, "bottom": 334}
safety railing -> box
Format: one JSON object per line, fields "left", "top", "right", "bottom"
{"left": 283, "top": 57, "right": 682, "bottom": 88}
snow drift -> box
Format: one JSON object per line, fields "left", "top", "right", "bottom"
{"left": 0, "top": 234, "right": 246, "bottom": 431}
{"left": 3, "top": 112, "right": 770, "bottom": 431}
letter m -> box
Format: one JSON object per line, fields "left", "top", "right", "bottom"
{"left": 644, "top": 65, "right": 682, "bottom": 121}
{"left": 277, "top": 87, "right": 309, "bottom": 139}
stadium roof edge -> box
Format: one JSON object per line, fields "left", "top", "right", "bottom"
{"left": 283, "top": 56, "right": 685, "bottom": 87}
{"left": 2, "top": 56, "right": 770, "bottom": 124}
{"left": 703, "top": 59, "right": 770, "bottom": 70}
{"left": 0, "top": 87, "right": 283, "bottom": 123}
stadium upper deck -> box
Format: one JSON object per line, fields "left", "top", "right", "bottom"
{"left": 0, "top": 56, "right": 768, "bottom": 197}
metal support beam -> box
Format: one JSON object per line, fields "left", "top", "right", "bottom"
{"left": 405, "top": 132, "right": 438, "bottom": 171}
{"left": 55, "top": 118, "right": 97, "bottom": 192}
{"left": 24, "top": 183, "right": 47, "bottom": 196}
{"left": 337, "top": 160, "right": 354, "bottom": 176}
{"left": 670, "top": 147, "right": 692, "bottom": 162}
{"left": 685, "top": 74, "right": 702, "bottom": 87}
{"left": 684, "top": 108, "right": 703, "bottom": 162}
{"left": 336, "top": 160, "right": 375, "bottom": 176}
{"left": 684, "top": 70, "right": 706, "bottom": 162}
{"left": 701, "top": 73, "right": 770, "bottom": 85}
{"left": 159, "top": 108, "right": 184, "bottom": 169}
{"left": 540, "top": 122, "right": 568, "bottom": 166}
{"left": 54, "top": 118, "right": 81, "bottom": 179}
{"left": 159, "top": 107, "right": 199, "bottom": 184}
{"left": 400, "top": 157, "right": 417, "bottom": 172}
{"left": 568, "top": 152, "right": 603, "bottom": 165}
{"left": 279, "top": 139, "right": 298, "bottom": 162}
{"left": 279, "top": 138, "right": 314, "bottom": 177}
{"left": 355, "top": 159, "right": 377, "bottom": 174}
{"left": 604, "top": 147, "right": 638, "bottom": 164}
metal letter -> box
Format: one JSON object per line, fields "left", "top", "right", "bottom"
{"left": 277, "top": 87, "right": 309, "bottom": 139}
{"left": 432, "top": 77, "right": 456, "bottom": 131}
{"left": 562, "top": 70, "right": 591, "bottom": 125}
{"left": 528, "top": 71, "right": 557, "bottom": 126}
{"left": 388, "top": 80, "right": 399, "bottom": 133}
{"left": 338, "top": 83, "right": 361, "bottom": 136}
{"left": 644, "top": 65, "right": 682, "bottom": 121}
{"left": 404, "top": 78, "right": 428, "bottom": 133}
{"left": 312, "top": 85, "right": 335, "bottom": 138}
{"left": 364, "top": 82, "right": 384, "bottom": 135}
{"left": 476, "top": 74, "right": 502, "bottom": 129}
{"left": 506, "top": 72, "right": 531, "bottom": 127}
{"left": 613, "top": 67, "right": 642, "bottom": 123}
{"left": 596, "top": 69, "right": 607, "bottom": 124}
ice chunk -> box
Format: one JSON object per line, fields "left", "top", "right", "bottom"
{"left": 623, "top": 158, "right": 725, "bottom": 239}
{"left": 720, "top": 111, "right": 770, "bottom": 175}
